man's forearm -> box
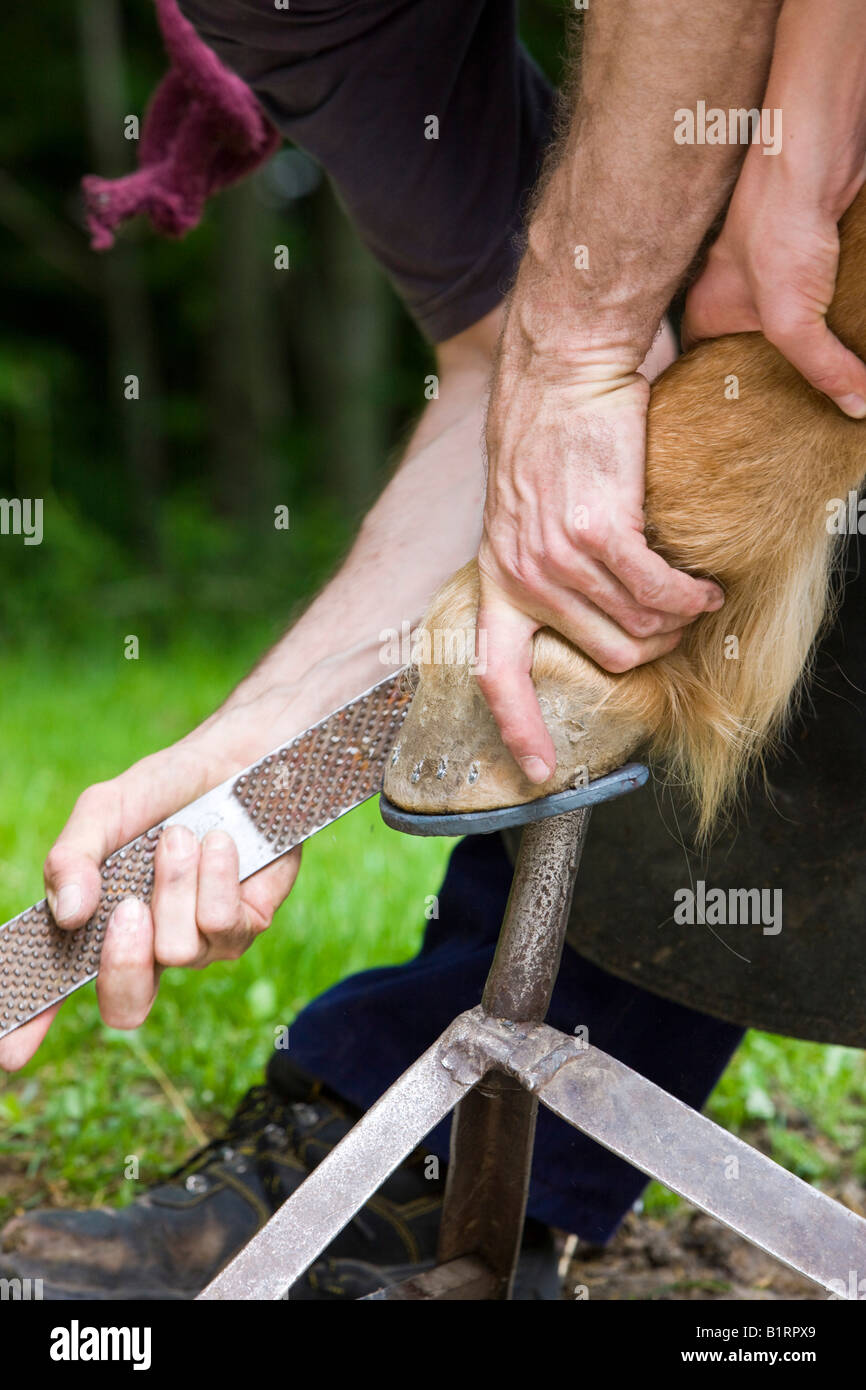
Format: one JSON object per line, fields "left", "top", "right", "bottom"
{"left": 515, "top": 0, "right": 783, "bottom": 366}
{"left": 744, "top": 0, "right": 866, "bottom": 216}
{"left": 681, "top": 0, "right": 866, "bottom": 415}
{"left": 192, "top": 348, "right": 490, "bottom": 764}
{"left": 477, "top": 2, "right": 781, "bottom": 773}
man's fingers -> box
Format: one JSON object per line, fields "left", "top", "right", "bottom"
{"left": 194, "top": 829, "right": 253, "bottom": 962}
{"left": 475, "top": 596, "right": 555, "bottom": 783}
{"left": 96, "top": 898, "right": 158, "bottom": 1030}
{"left": 604, "top": 533, "right": 724, "bottom": 619}
{"left": 763, "top": 315, "right": 866, "bottom": 419}
{"left": 43, "top": 744, "right": 215, "bottom": 931}
{"left": 579, "top": 621, "right": 684, "bottom": 675}
{"left": 239, "top": 848, "right": 302, "bottom": 935}
{"left": 151, "top": 824, "right": 204, "bottom": 968}
{"left": 43, "top": 825, "right": 107, "bottom": 931}
{"left": 525, "top": 578, "right": 685, "bottom": 674}
{"left": 195, "top": 836, "right": 301, "bottom": 963}
{"left": 542, "top": 548, "right": 700, "bottom": 639}
{"left": 476, "top": 582, "right": 687, "bottom": 775}
{"left": 0, "top": 1005, "right": 60, "bottom": 1073}
{"left": 195, "top": 830, "right": 242, "bottom": 933}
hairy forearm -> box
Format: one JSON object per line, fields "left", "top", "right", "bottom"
{"left": 516, "top": 0, "right": 783, "bottom": 367}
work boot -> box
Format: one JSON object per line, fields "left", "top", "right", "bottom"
{"left": 0, "top": 1060, "right": 560, "bottom": 1299}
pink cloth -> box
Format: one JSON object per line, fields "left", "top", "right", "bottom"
{"left": 82, "top": 0, "right": 281, "bottom": 250}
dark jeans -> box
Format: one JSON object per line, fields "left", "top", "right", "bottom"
{"left": 276, "top": 832, "right": 743, "bottom": 1243}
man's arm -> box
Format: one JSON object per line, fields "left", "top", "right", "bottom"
{"left": 683, "top": 0, "right": 866, "bottom": 413}
{"left": 0, "top": 313, "right": 499, "bottom": 1072}
{"left": 477, "top": 0, "right": 782, "bottom": 782}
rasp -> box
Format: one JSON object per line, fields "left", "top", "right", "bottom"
{"left": 0, "top": 672, "right": 412, "bottom": 1042}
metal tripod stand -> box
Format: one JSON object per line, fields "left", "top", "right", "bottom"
{"left": 199, "top": 764, "right": 866, "bottom": 1301}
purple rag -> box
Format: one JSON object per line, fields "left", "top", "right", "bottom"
{"left": 82, "top": 0, "right": 281, "bottom": 250}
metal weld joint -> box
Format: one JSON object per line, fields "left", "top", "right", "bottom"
{"left": 438, "top": 1006, "right": 584, "bottom": 1091}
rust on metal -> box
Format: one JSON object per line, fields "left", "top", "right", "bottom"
{"left": 482, "top": 808, "right": 590, "bottom": 1021}
{"left": 436, "top": 809, "right": 591, "bottom": 1295}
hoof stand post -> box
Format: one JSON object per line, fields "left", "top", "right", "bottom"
{"left": 199, "top": 766, "right": 866, "bottom": 1301}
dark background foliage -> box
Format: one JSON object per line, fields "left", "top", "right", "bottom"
{"left": 0, "top": 0, "right": 569, "bottom": 649}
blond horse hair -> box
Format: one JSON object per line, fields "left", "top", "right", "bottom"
{"left": 426, "top": 188, "right": 866, "bottom": 840}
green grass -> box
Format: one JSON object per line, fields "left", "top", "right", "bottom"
{"left": 1, "top": 636, "right": 865, "bottom": 1224}
{"left": 0, "top": 635, "right": 453, "bottom": 1215}
{"left": 643, "top": 1034, "right": 866, "bottom": 1217}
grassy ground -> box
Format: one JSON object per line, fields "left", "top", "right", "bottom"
{"left": 1, "top": 636, "right": 865, "bottom": 1225}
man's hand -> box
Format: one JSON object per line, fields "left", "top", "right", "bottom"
{"left": 0, "top": 727, "right": 300, "bottom": 1072}
{"left": 685, "top": 0, "right": 866, "bottom": 417}
{"left": 477, "top": 326, "right": 724, "bottom": 781}
{"left": 684, "top": 172, "right": 866, "bottom": 417}
{"left": 470, "top": 0, "right": 780, "bottom": 782}
{"left": 0, "top": 312, "right": 499, "bottom": 1074}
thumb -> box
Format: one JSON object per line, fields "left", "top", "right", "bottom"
{"left": 44, "top": 743, "right": 212, "bottom": 929}
{"left": 0, "top": 1005, "right": 60, "bottom": 1073}
{"left": 474, "top": 587, "right": 555, "bottom": 783}
{"left": 682, "top": 254, "right": 757, "bottom": 349}
{"left": 765, "top": 315, "right": 866, "bottom": 418}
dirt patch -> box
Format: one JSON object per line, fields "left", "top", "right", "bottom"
{"left": 4, "top": 1134, "right": 861, "bottom": 1302}
{"left": 561, "top": 1204, "right": 847, "bottom": 1300}
{"left": 0, "top": 1157, "right": 72, "bottom": 1221}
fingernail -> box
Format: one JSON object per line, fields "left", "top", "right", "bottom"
{"left": 202, "top": 829, "right": 233, "bottom": 853}
{"left": 164, "top": 824, "right": 196, "bottom": 856}
{"left": 55, "top": 883, "right": 81, "bottom": 923}
{"left": 706, "top": 590, "right": 725, "bottom": 611}
{"left": 836, "top": 393, "right": 866, "bottom": 419}
{"left": 113, "top": 897, "right": 143, "bottom": 930}
{"left": 520, "top": 756, "right": 552, "bottom": 784}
